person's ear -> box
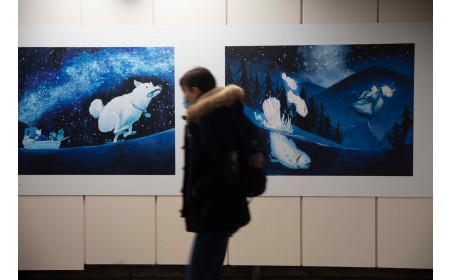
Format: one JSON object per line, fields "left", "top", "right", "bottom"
{"left": 191, "top": 87, "right": 202, "bottom": 98}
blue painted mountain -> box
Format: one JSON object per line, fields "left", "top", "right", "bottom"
{"left": 313, "top": 66, "right": 414, "bottom": 141}
{"left": 19, "top": 128, "right": 175, "bottom": 175}
{"left": 300, "top": 81, "right": 325, "bottom": 96}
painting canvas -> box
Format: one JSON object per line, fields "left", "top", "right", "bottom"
{"left": 18, "top": 47, "right": 175, "bottom": 175}
{"left": 226, "top": 44, "right": 414, "bottom": 176}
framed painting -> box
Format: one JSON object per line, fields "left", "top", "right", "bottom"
{"left": 199, "top": 22, "right": 431, "bottom": 197}
{"left": 18, "top": 27, "right": 199, "bottom": 195}
{"left": 225, "top": 44, "right": 414, "bottom": 176}
{"left": 19, "top": 47, "right": 175, "bottom": 175}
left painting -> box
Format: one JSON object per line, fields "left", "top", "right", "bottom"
{"left": 18, "top": 47, "right": 175, "bottom": 175}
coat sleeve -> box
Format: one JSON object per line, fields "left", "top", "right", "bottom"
{"left": 191, "top": 109, "right": 240, "bottom": 198}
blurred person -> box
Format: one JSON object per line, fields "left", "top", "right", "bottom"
{"left": 180, "top": 66, "right": 250, "bottom": 280}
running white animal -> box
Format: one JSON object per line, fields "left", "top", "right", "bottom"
{"left": 89, "top": 80, "right": 162, "bottom": 143}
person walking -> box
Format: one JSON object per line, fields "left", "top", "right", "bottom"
{"left": 180, "top": 66, "right": 250, "bottom": 280}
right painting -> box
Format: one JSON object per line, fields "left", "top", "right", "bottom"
{"left": 226, "top": 44, "right": 414, "bottom": 176}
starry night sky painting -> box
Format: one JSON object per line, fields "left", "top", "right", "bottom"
{"left": 19, "top": 47, "right": 175, "bottom": 175}
{"left": 226, "top": 44, "right": 414, "bottom": 176}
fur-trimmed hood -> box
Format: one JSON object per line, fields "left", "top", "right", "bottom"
{"left": 186, "top": 85, "right": 245, "bottom": 123}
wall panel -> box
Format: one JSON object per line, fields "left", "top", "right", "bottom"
{"left": 18, "top": 196, "right": 84, "bottom": 270}
{"left": 228, "top": 197, "right": 301, "bottom": 266}
{"left": 81, "top": 0, "right": 153, "bottom": 26}
{"left": 227, "top": 0, "right": 301, "bottom": 24}
{"left": 379, "top": 0, "right": 433, "bottom": 22}
{"left": 153, "top": 0, "right": 226, "bottom": 25}
{"left": 19, "top": 0, "right": 81, "bottom": 26}
{"left": 303, "top": 0, "right": 377, "bottom": 23}
{"left": 156, "top": 196, "right": 194, "bottom": 265}
{"left": 85, "top": 196, "right": 156, "bottom": 264}
{"left": 378, "top": 198, "right": 432, "bottom": 269}
{"left": 302, "top": 197, "right": 376, "bottom": 267}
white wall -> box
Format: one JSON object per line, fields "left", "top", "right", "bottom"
{"left": 18, "top": 0, "right": 433, "bottom": 270}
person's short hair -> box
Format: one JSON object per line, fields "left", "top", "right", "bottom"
{"left": 180, "top": 66, "right": 216, "bottom": 94}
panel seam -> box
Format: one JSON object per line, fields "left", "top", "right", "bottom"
{"left": 83, "top": 195, "right": 86, "bottom": 266}
{"left": 300, "top": 196, "right": 303, "bottom": 266}
{"left": 377, "top": 0, "right": 380, "bottom": 23}
{"left": 151, "top": 0, "right": 155, "bottom": 26}
{"left": 300, "top": 0, "right": 303, "bottom": 24}
{"left": 155, "top": 196, "right": 158, "bottom": 264}
{"left": 225, "top": 0, "right": 228, "bottom": 25}
{"left": 79, "top": 0, "right": 83, "bottom": 26}
{"left": 375, "top": 197, "right": 378, "bottom": 267}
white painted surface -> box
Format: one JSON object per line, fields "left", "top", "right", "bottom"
{"left": 156, "top": 196, "right": 194, "bottom": 265}
{"left": 378, "top": 198, "right": 432, "bottom": 268}
{"left": 229, "top": 197, "right": 301, "bottom": 266}
{"left": 227, "top": 0, "right": 301, "bottom": 24}
{"left": 19, "top": 0, "right": 81, "bottom": 26}
{"left": 81, "top": 0, "right": 153, "bottom": 26}
{"left": 302, "top": 197, "right": 376, "bottom": 267}
{"left": 379, "top": 0, "right": 433, "bottom": 22}
{"left": 18, "top": 196, "right": 84, "bottom": 270}
{"left": 303, "top": 0, "right": 377, "bottom": 23}
{"left": 153, "top": 0, "right": 226, "bottom": 25}
{"left": 85, "top": 196, "right": 156, "bottom": 264}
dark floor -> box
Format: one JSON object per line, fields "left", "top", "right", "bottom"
{"left": 18, "top": 265, "right": 432, "bottom": 280}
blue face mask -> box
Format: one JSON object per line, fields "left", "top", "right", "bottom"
{"left": 182, "top": 95, "right": 190, "bottom": 109}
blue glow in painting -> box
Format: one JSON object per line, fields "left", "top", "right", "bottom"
{"left": 226, "top": 44, "right": 414, "bottom": 176}
{"left": 19, "top": 47, "right": 175, "bottom": 175}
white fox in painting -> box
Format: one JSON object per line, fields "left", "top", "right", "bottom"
{"left": 89, "top": 80, "right": 162, "bottom": 143}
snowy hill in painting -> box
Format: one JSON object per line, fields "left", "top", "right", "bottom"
{"left": 19, "top": 128, "right": 175, "bottom": 175}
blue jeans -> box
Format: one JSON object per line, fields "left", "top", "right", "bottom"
{"left": 187, "top": 232, "right": 231, "bottom": 280}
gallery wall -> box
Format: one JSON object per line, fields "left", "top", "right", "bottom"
{"left": 18, "top": 0, "right": 433, "bottom": 271}
{"left": 18, "top": 22, "right": 432, "bottom": 197}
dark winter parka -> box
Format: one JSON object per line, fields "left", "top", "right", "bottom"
{"left": 181, "top": 85, "right": 250, "bottom": 233}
